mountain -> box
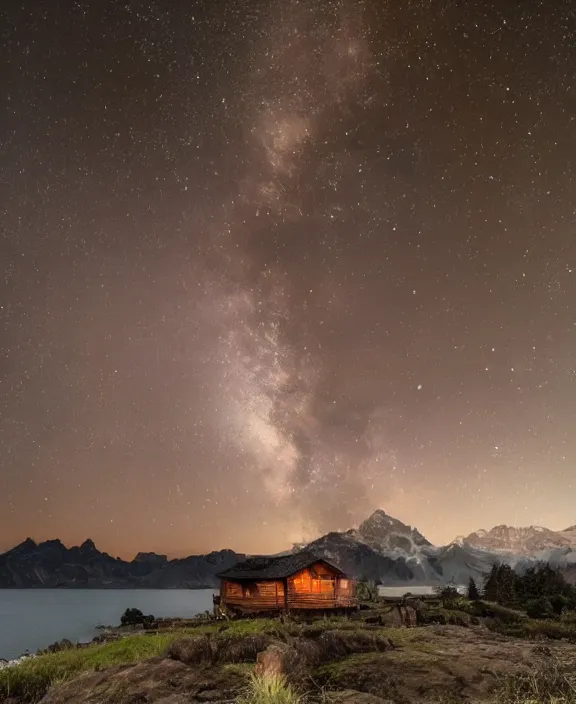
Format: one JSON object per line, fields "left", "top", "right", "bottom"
{"left": 4, "top": 511, "right": 576, "bottom": 589}
{"left": 355, "top": 509, "right": 432, "bottom": 554}
{"left": 304, "top": 510, "right": 503, "bottom": 586}
{"left": 0, "top": 538, "right": 243, "bottom": 588}
{"left": 457, "top": 524, "right": 576, "bottom": 557}
{"left": 305, "top": 529, "right": 421, "bottom": 584}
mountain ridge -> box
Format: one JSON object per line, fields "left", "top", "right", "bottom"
{"left": 3, "top": 511, "right": 576, "bottom": 588}
{"left": 0, "top": 538, "right": 243, "bottom": 589}
{"left": 458, "top": 523, "right": 576, "bottom": 556}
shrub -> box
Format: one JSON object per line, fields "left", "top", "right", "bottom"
{"left": 526, "top": 597, "right": 554, "bottom": 620}
{"left": 419, "top": 607, "right": 471, "bottom": 627}
{"left": 434, "top": 585, "right": 460, "bottom": 608}
{"left": 120, "top": 608, "right": 155, "bottom": 627}
{"left": 356, "top": 581, "right": 379, "bottom": 602}
{"left": 550, "top": 593, "right": 569, "bottom": 616}
{"left": 472, "top": 601, "right": 525, "bottom": 623}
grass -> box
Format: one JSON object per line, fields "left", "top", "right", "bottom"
{"left": 494, "top": 653, "right": 576, "bottom": 704}
{"left": 237, "top": 672, "right": 304, "bottom": 704}
{"left": 8, "top": 601, "right": 576, "bottom": 703}
{"left": 0, "top": 633, "right": 178, "bottom": 702}
{"left": 487, "top": 617, "right": 576, "bottom": 641}
{"left": 0, "top": 619, "right": 291, "bottom": 703}
{"left": 196, "top": 618, "right": 287, "bottom": 638}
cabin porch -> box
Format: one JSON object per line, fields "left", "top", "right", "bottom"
{"left": 218, "top": 571, "right": 356, "bottom": 614}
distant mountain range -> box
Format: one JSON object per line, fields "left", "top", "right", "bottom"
{"left": 457, "top": 524, "right": 576, "bottom": 558}
{"left": 304, "top": 511, "right": 576, "bottom": 586}
{"left": 2, "top": 511, "right": 576, "bottom": 588}
{"left": 0, "top": 538, "right": 243, "bottom": 589}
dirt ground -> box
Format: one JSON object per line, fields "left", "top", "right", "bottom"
{"left": 314, "top": 624, "right": 576, "bottom": 703}
{"left": 39, "top": 658, "right": 245, "bottom": 704}
{"left": 39, "top": 624, "right": 576, "bottom": 704}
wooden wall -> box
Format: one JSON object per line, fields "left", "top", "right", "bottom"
{"left": 287, "top": 562, "right": 355, "bottom": 608}
{"left": 221, "top": 561, "right": 356, "bottom": 612}
{"left": 221, "top": 578, "right": 285, "bottom": 610}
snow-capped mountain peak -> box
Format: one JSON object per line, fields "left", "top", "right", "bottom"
{"left": 354, "top": 509, "right": 432, "bottom": 556}
{"left": 460, "top": 524, "right": 576, "bottom": 555}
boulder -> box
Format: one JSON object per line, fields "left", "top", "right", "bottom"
{"left": 254, "top": 643, "right": 307, "bottom": 682}
{"left": 42, "top": 639, "right": 76, "bottom": 654}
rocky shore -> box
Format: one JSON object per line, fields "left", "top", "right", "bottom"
{"left": 0, "top": 654, "right": 35, "bottom": 671}
{"left": 0, "top": 612, "right": 211, "bottom": 669}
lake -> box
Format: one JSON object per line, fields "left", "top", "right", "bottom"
{"left": 0, "top": 585, "right": 465, "bottom": 659}
{"left": 0, "top": 589, "right": 215, "bottom": 660}
{"left": 379, "top": 585, "right": 466, "bottom": 597}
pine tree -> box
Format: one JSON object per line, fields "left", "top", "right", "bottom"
{"left": 467, "top": 576, "right": 480, "bottom": 601}
{"left": 496, "top": 563, "right": 517, "bottom": 605}
{"left": 483, "top": 563, "right": 500, "bottom": 602}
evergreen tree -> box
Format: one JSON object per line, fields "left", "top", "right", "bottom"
{"left": 467, "top": 576, "right": 480, "bottom": 601}
{"left": 496, "top": 563, "right": 517, "bottom": 605}
{"left": 483, "top": 563, "right": 500, "bottom": 602}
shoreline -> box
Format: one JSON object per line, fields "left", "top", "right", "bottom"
{"left": 0, "top": 585, "right": 217, "bottom": 590}
{"left": 0, "top": 615, "right": 212, "bottom": 664}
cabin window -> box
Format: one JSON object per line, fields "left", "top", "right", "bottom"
{"left": 311, "top": 576, "right": 334, "bottom": 593}
{"left": 243, "top": 584, "right": 258, "bottom": 599}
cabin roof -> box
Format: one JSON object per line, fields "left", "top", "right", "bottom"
{"left": 217, "top": 550, "right": 345, "bottom": 580}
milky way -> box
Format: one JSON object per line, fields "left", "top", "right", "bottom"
{"left": 2, "top": 0, "right": 576, "bottom": 557}
{"left": 199, "top": 0, "right": 395, "bottom": 540}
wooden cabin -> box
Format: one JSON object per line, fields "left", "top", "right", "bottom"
{"left": 215, "top": 551, "right": 356, "bottom": 616}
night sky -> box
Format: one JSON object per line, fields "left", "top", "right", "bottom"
{"left": 2, "top": 0, "right": 576, "bottom": 559}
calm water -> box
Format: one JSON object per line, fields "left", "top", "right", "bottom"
{"left": 379, "top": 585, "right": 466, "bottom": 597}
{"left": 0, "top": 589, "right": 215, "bottom": 660}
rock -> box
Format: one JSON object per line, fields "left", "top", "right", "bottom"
{"left": 365, "top": 615, "right": 383, "bottom": 625}
{"left": 0, "top": 653, "right": 35, "bottom": 670}
{"left": 166, "top": 636, "right": 215, "bottom": 665}
{"left": 40, "top": 657, "right": 245, "bottom": 703}
{"left": 42, "top": 638, "right": 76, "bottom": 654}
{"left": 254, "top": 643, "right": 307, "bottom": 682}
{"left": 316, "top": 630, "right": 395, "bottom": 659}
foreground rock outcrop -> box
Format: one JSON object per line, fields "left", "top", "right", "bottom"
{"left": 40, "top": 658, "right": 245, "bottom": 704}
{"left": 34, "top": 623, "right": 576, "bottom": 704}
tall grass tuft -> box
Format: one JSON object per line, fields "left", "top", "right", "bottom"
{"left": 495, "top": 653, "right": 576, "bottom": 704}
{"left": 237, "top": 672, "right": 305, "bottom": 704}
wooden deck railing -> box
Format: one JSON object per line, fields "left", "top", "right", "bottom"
{"left": 222, "top": 586, "right": 356, "bottom": 611}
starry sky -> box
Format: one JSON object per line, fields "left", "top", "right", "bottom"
{"left": 2, "top": 0, "right": 576, "bottom": 559}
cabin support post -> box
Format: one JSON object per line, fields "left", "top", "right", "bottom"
{"left": 283, "top": 577, "right": 289, "bottom": 614}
